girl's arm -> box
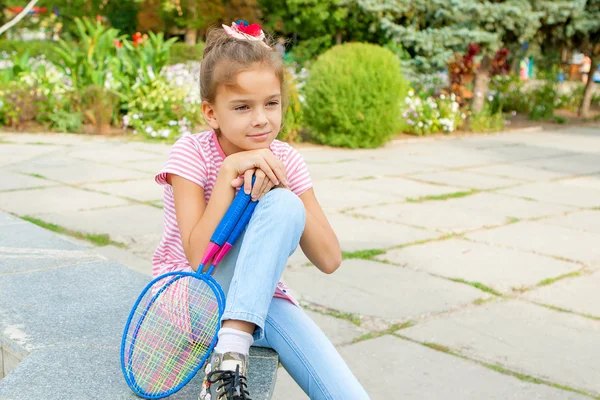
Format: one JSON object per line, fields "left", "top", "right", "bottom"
{"left": 169, "top": 165, "right": 238, "bottom": 271}
{"left": 170, "top": 149, "right": 288, "bottom": 271}
{"left": 298, "top": 188, "right": 342, "bottom": 274}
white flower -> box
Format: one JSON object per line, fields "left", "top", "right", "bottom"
{"left": 417, "top": 122, "right": 424, "bottom": 127}
{"left": 168, "top": 120, "right": 177, "bottom": 126}
{"left": 440, "top": 94, "right": 446, "bottom": 100}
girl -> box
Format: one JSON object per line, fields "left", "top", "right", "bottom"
{"left": 154, "top": 21, "right": 369, "bottom": 400}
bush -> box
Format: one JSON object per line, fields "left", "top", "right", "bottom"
{"left": 303, "top": 43, "right": 408, "bottom": 148}
{"left": 0, "top": 40, "right": 63, "bottom": 65}
{"left": 402, "top": 90, "right": 466, "bottom": 135}
{"left": 469, "top": 105, "right": 505, "bottom": 133}
{"left": 529, "top": 80, "right": 557, "bottom": 121}
{"left": 168, "top": 42, "right": 205, "bottom": 65}
{"left": 279, "top": 69, "right": 303, "bottom": 143}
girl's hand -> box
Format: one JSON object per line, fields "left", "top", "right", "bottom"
{"left": 223, "top": 149, "right": 289, "bottom": 198}
{"left": 230, "top": 168, "right": 275, "bottom": 200}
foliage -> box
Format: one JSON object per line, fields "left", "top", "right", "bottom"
{"left": 488, "top": 74, "right": 531, "bottom": 114}
{"left": 469, "top": 104, "right": 505, "bottom": 133}
{"left": 279, "top": 69, "right": 303, "bottom": 142}
{"left": 303, "top": 43, "right": 408, "bottom": 148}
{"left": 401, "top": 90, "right": 466, "bottom": 135}
{"left": 528, "top": 79, "right": 558, "bottom": 120}
{"left": 167, "top": 42, "right": 206, "bottom": 64}
{"left": 121, "top": 75, "right": 201, "bottom": 140}
{"left": 0, "top": 41, "right": 63, "bottom": 65}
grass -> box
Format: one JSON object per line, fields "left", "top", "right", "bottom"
{"left": 505, "top": 216, "right": 520, "bottom": 224}
{"left": 473, "top": 297, "right": 496, "bottom": 306}
{"left": 449, "top": 278, "right": 502, "bottom": 296}
{"left": 537, "top": 271, "right": 581, "bottom": 287}
{"left": 399, "top": 335, "right": 600, "bottom": 399}
{"left": 21, "top": 216, "right": 127, "bottom": 248}
{"left": 392, "top": 234, "right": 458, "bottom": 250}
{"left": 25, "top": 173, "right": 47, "bottom": 180}
{"left": 483, "top": 363, "right": 597, "bottom": 398}
{"left": 358, "top": 176, "right": 377, "bottom": 180}
{"left": 406, "top": 190, "right": 478, "bottom": 203}
{"left": 303, "top": 305, "right": 362, "bottom": 326}
{"left": 533, "top": 302, "right": 600, "bottom": 321}
{"left": 352, "top": 321, "right": 414, "bottom": 344}
{"left": 342, "top": 249, "right": 386, "bottom": 260}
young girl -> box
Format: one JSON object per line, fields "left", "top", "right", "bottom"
{"left": 154, "top": 21, "right": 369, "bottom": 400}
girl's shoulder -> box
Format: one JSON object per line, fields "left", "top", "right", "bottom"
{"left": 269, "top": 139, "right": 302, "bottom": 162}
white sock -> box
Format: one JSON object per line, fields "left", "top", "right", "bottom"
{"left": 214, "top": 327, "right": 253, "bottom": 356}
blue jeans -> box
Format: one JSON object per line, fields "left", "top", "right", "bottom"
{"left": 212, "top": 188, "right": 369, "bottom": 400}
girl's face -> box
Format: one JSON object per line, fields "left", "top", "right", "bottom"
{"left": 203, "top": 65, "right": 282, "bottom": 156}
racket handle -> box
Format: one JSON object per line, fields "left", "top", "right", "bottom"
{"left": 212, "top": 176, "right": 255, "bottom": 245}
{"left": 210, "top": 200, "right": 259, "bottom": 270}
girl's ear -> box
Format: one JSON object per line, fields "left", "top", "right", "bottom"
{"left": 202, "top": 101, "right": 219, "bottom": 130}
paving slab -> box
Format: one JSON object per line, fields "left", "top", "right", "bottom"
{"left": 0, "top": 143, "right": 58, "bottom": 167}
{"left": 282, "top": 259, "right": 484, "bottom": 321}
{"left": 0, "top": 260, "right": 149, "bottom": 349}
{"left": 539, "top": 210, "right": 600, "bottom": 234}
{"left": 378, "top": 238, "right": 580, "bottom": 293}
{"left": 122, "top": 158, "right": 167, "bottom": 174}
{"left": 302, "top": 309, "right": 367, "bottom": 346}
{"left": 465, "top": 163, "right": 568, "bottom": 181}
{"left": 401, "top": 300, "right": 600, "bottom": 396}
{"left": 82, "top": 179, "right": 164, "bottom": 202}
{"left": 0, "top": 247, "right": 102, "bottom": 275}
{"left": 273, "top": 368, "right": 307, "bottom": 400}
{"left": 32, "top": 204, "right": 163, "bottom": 246}
{"left": 478, "top": 143, "right": 571, "bottom": 163}
{"left": 408, "top": 170, "right": 522, "bottom": 190}
{"left": 311, "top": 180, "right": 399, "bottom": 211}
{"left": 466, "top": 221, "right": 600, "bottom": 265}
{"left": 354, "top": 192, "right": 572, "bottom": 233}
{"left": 68, "top": 145, "right": 164, "bottom": 164}
{"left": 327, "top": 212, "right": 439, "bottom": 251}
{"left": 498, "top": 176, "right": 600, "bottom": 208}
{"left": 482, "top": 129, "right": 600, "bottom": 154}
{"left": 337, "top": 335, "right": 590, "bottom": 400}
{"left": 0, "top": 170, "right": 58, "bottom": 191}
{"left": 522, "top": 271, "right": 600, "bottom": 318}
{"left": 0, "top": 186, "right": 130, "bottom": 215}
{"left": 0, "top": 344, "right": 277, "bottom": 400}
{"left": 307, "top": 159, "right": 432, "bottom": 180}
{"left": 95, "top": 244, "right": 153, "bottom": 276}
{"left": 10, "top": 154, "right": 149, "bottom": 184}
{"left": 349, "top": 177, "right": 463, "bottom": 200}
{"left": 0, "top": 220, "right": 81, "bottom": 253}
{"left": 0, "top": 212, "right": 26, "bottom": 227}
{"left": 515, "top": 153, "right": 600, "bottom": 177}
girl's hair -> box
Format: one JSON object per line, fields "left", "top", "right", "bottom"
{"left": 200, "top": 25, "right": 287, "bottom": 110}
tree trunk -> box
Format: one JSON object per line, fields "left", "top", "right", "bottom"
{"left": 335, "top": 30, "right": 342, "bottom": 45}
{"left": 184, "top": 28, "right": 197, "bottom": 45}
{"left": 0, "top": 0, "right": 39, "bottom": 36}
{"left": 471, "top": 54, "right": 491, "bottom": 114}
{"left": 578, "top": 56, "right": 597, "bottom": 118}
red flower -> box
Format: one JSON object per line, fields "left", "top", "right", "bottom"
{"left": 113, "top": 39, "right": 123, "bottom": 49}
{"left": 238, "top": 23, "right": 262, "bottom": 37}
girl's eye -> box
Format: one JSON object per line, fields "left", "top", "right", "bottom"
{"left": 235, "top": 105, "right": 249, "bottom": 111}
{"left": 267, "top": 101, "right": 280, "bottom": 107}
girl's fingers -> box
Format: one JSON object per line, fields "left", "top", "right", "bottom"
{"left": 263, "top": 153, "right": 288, "bottom": 187}
{"left": 255, "top": 159, "right": 279, "bottom": 186}
{"left": 260, "top": 181, "right": 274, "bottom": 199}
{"left": 257, "top": 177, "right": 271, "bottom": 199}
{"left": 243, "top": 169, "right": 255, "bottom": 194}
{"left": 252, "top": 169, "right": 267, "bottom": 200}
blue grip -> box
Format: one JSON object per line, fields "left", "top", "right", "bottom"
{"left": 210, "top": 179, "right": 254, "bottom": 245}
{"left": 226, "top": 200, "right": 258, "bottom": 246}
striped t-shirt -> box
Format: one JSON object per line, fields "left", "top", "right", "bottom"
{"left": 153, "top": 130, "right": 312, "bottom": 306}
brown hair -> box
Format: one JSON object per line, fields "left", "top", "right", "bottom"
{"left": 200, "top": 25, "right": 287, "bottom": 110}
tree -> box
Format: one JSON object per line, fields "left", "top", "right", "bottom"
{"left": 568, "top": 0, "right": 600, "bottom": 117}
{"left": 358, "top": 0, "right": 543, "bottom": 113}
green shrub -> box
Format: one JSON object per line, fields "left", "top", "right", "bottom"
{"left": 470, "top": 105, "right": 505, "bottom": 133}
{"left": 0, "top": 40, "right": 63, "bottom": 65}
{"left": 303, "top": 43, "right": 408, "bottom": 148}
{"left": 529, "top": 80, "right": 557, "bottom": 121}
{"left": 279, "top": 69, "right": 303, "bottom": 143}
{"left": 168, "top": 42, "right": 205, "bottom": 65}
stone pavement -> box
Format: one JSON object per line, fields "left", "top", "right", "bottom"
{"left": 0, "top": 125, "right": 599, "bottom": 399}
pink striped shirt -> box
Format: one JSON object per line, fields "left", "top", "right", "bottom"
{"left": 153, "top": 130, "right": 312, "bottom": 306}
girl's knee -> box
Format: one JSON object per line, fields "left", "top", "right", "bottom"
{"left": 259, "top": 188, "right": 305, "bottom": 228}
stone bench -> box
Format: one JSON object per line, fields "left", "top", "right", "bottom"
{"left": 0, "top": 212, "right": 278, "bottom": 399}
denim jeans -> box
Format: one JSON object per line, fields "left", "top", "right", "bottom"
{"left": 211, "top": 188, "right": 370, "bottom": 399}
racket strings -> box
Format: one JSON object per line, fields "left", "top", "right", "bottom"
{"left": 123, "top": 276, "right": 221, "bottom": 395}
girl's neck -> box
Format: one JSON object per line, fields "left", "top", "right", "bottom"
{"left": 215, "top": 131, "right": 243, "bottom": 157}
